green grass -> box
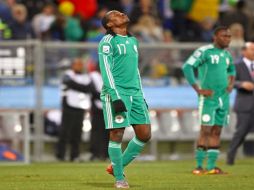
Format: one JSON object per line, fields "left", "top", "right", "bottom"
{"left": 1, "top": 159, "right": 254, "bottom": 190}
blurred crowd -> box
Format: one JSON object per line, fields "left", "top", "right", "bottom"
{"left": 1, "top": 0, "right": 254, "bottom": 44}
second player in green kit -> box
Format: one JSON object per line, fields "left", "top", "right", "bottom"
{"left": 182, "top": 26, "right": 236, "bottom": 175}
{"left": 187, "top": 44, "right": 235, "bottom": 126}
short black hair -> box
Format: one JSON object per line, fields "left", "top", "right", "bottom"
{"left": 213, "top": 26, "right": 229, "bottom": 36}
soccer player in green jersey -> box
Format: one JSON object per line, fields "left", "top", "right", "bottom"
{"left": 182, "top": 26, "right": 236, "bottom": 175}
{"left": 98, "top": 10, "right": 151, "bottom": 188}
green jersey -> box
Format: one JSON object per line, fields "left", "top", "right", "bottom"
{"left": 182, "top": 44, "right": 236, "bottom": 95}
{"left": 98, "top": 34, "right": 143, "bottom": 101}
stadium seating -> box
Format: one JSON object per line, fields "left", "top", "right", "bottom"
{"left": 181, "top": 110, "right": 200, "bottom": 140}
{"left": 158, "top": 110, "right": 182, "bottom": 141}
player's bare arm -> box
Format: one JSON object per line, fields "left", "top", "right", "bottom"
{"left": 227, "top": 75, "right": 235, "bottom": 93}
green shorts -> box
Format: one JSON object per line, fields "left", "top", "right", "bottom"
{"left": 101, "top": 94, "right": 151, "bottom": 129}
{"left": 198, "top": 92, "right": 230, "bottom": 126}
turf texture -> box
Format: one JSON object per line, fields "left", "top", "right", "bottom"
{"left": 0, "top": 159, "right": 254, "bottom": 190}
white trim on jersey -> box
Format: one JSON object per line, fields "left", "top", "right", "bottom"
{"left": 103, "top": 55, "right": 115, "bottom": 88}
{"left": 106, "top": 94, "right": 113, "bottom": 129}
{"left": 137, "top": 69, "right": 144, "bottom": 97}
{"left": 198, "top": 95, "right": 204, "bottom": 125}
{"left": 99, "top": 34, "right": 121, "bottom": 99}
{"left": 104, "top": 34, "right": 113, "bottom": 45}
{"left": 103, "top": 55, "right": 120, "bottom": 99}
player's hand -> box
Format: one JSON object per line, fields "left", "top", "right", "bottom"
{"left": 227, "top": 84, "right": 234, "bottom": 93}
{"left": 192, "top": 84, "right": 213, "bottom": 97}
{"left": 112, "top": 99, "right": 127, "bottom": 113}
{"left": 241, "top": 81, "right": 254, "bottom": 91}
{"left": 197, "top": 89, "right": 213, "bottom": 97}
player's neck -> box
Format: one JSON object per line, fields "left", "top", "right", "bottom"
{"left": 214, "top": 43, "right": 224, "bottom": 49}
{"left": 113, "top": 27, "right": 128, "bottom": 36}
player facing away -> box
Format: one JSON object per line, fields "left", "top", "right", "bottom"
{"left": 98, "top": 10, "right": 151, "bottom": 188}
{"left": 182, "top": 26, "right": 236, "bottom": 174}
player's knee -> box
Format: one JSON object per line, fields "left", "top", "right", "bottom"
{"left": 144, "top": 132, "right": 151, "bottom": 142}
{"left": 109, "top": 129, "right": 125, "bottom": 142}
{"left": 138, "top": 131, "right": 151, "bottom": 142}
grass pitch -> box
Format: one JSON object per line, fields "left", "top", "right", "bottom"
{"left": 1, "top": 159, "right": 254, "bottom": 190}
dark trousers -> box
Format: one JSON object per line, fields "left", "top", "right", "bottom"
{"left": 90, "top": 110, "right": 109, "bottom": 160}
{"left": 56, "top": 107, "right": 84, "bottom": 161}
{"left": 227, "top": 109, "right": 254, "bottom": 164}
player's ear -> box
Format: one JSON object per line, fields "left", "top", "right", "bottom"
{"left": 107, "top": 21, "right": 113, "bottom": 29}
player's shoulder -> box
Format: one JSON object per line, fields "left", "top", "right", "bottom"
{"left": 99, "top": 34, "right": 114, "bottom": 46}
{"left": 128, "top": 34, "right": 137, "bottom": 40}
{"left": 224, "top": 49, "right": 233, "bottom": 57}
{"left": 192, "top": 44, "right": 213, "bottom": 58}
{"left": 197, "top": 44, "right": 214, "bottom": 53}
{"left": 98, "top": 34, "right": 114, "bottom": 54}
{"left": 129, "top": 35, "right": 138, "bottom": 43}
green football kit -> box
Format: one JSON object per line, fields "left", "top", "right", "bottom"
{"left": 182, "top": 44, "right": 236, "bottom": 126}
{"left": 98, "top": 34, "right": 150, "bottom": 129}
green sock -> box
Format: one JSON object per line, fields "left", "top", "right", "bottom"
{"left": 207, "top": 149, "right": 219, "bottom": 170}
{"left": 122, "top": 136, "right": 146, "bottom": 167}
{"left": 195, "top": 148, "right": 206, "bottom": 168}
{"left": 108, "top": 141, "right": 124, "bottom": 181}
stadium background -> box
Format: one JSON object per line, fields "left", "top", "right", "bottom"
{"left": 0, "top": 0, "right": 254, "bottom": 163}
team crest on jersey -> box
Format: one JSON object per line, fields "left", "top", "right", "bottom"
{"left": 194, "top": 51, "right": 201, "bottom": 58}
{"left": 102, "top": 45, "right": 110, "bottom": 53}
{"left": 133, "top": 45, "right": 138, "bottom": 52}
{"left": 115, "top": 115, "right": 124, "bottom": 123}
{"left": 202, "top": 114, "right": 211, "bottom": 122}
{"left": 226, "top": 58, "right": 230, "bottom": 65}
